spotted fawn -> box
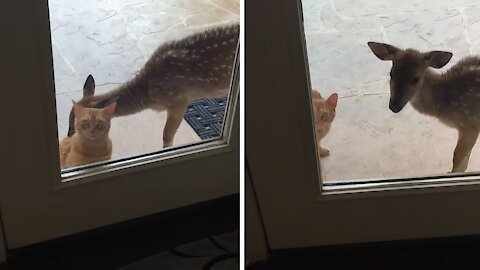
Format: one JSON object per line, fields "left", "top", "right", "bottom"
{"left": 368, "top": 41, "right": 480, "bottom": 173}
{"left": 68, "top": 23, "right": 239, "bottom": 148}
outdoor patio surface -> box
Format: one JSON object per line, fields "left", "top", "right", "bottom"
{"left": 302, "top": 0, "right": 480, "bottom": 181}
{"left": 50, "top": 0, "right": 239, "bottom": 161}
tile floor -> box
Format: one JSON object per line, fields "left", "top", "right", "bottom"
{"left": 50, "top": 0, "right": 239, "bottom": 161}
{"left": 302, "top": 0, "right": 480, "bottom": 181}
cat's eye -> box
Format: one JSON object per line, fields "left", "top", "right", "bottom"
{"left": 96, "top": 121, "right": 105, "bottom": 129}
{"left": 81, "top": 120, "right": 89, "bottom": 128}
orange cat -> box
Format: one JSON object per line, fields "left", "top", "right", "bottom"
{"left": 59, "top": 101, "right": 117, "bottom": 169}
{"left": 312, "top": 90, "right": 338, "bottom": 156}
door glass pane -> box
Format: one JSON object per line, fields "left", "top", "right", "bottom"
{"left": 49, "top": 0, "right": 239, "bottom": 174}
{"left": 302, "top": 0, "right": 480, "bottom": 183}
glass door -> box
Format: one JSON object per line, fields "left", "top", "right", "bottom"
{"left": 0, "top": 0, "right": 240, "bottom": 249}
{"left": 247, "top": 0, "right": 480, "bottom": 249}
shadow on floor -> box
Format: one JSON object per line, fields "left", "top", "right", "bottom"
{"left": 1, "top": 195, "right": 239, "bottom": 270}
{"left": 248, "top": 235, "right": 480, "bottom": 270}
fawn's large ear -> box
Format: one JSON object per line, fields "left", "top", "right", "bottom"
{"left": 72, "top": 100, "right": 85, "bottom": 117}
{"left": 103, "top": 101, "right": 117, "bottom": 118}
{"left": 83, "top": 75, "right": 95, "bottom": 97}
{"left": 424, "top": 51, "right": 453, "bottom": 68}
{"left": 326, "top": 93, "right": 338, "bottom": 109}
{"left": 367, "top": 42, "right": 399, "bottom": 61}
{"left": 67, "top": 107, "right": 76, "bottom": 137}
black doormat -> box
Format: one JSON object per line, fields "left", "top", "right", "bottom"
{"left": 118, "top": 231, "right": 239, "bottom": 270}
{"left": 184, "top": 97, "right": 228, "bottom": 140}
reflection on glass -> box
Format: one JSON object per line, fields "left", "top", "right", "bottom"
{"left": 50, "top": 0, "right": 239, "bottom": 171}
{"left": 302, "top": 0, "right": 480, "bottom": 182}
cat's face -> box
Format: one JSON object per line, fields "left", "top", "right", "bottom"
{"left": 312, "top": 91, "right": 338, "bottom": 124}
{"left": 73, "top": 101, "right": 117, "bottom": 140}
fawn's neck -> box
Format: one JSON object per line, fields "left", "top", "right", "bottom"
{"left": 409, "top": 69, "right": 444, "bottom": 116}
{"left": 92, "top": 78, "right": 152, "bottom": 117}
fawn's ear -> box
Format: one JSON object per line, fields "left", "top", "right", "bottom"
{"left": 326, "top": 93, "right": 338, "bottom": 108}
{"left": 83, "top": 75, "right": 95, "bottom": 97}
{"left": 72, "top": 100, "right": 85, "bottom": 117}
{"left": 103, "top": 101, "right": 117, "bottom": 118}
{"left": 367, "top": 42, "right": 399, "bottom": 61}
{"left": 424, "top": 51, "right": 453, "bottom": 69}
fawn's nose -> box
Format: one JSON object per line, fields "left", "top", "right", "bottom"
{"left": 389, "top": 103, "right": 402, "bottom": 113}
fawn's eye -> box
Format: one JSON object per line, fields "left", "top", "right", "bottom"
{"left": 81, "top": 120, "right": 89, "bottom": 128}
{"left": 412, "top": 77, "right": 420, "bottom": 84}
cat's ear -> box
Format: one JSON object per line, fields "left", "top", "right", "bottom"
{"left": 326, "top": 93, "right": 338, "bottom": 108}
{"left": 83, "top": 75, "right": 95, "bottom": 97}
{"left": 103, "top": 101, "right": 117, "bottom": 118}
{"left": 311, "top": 90, "right": 322, "bottom": 99}
{"left": 72, "top": 100, "right": 85, "bottom": 116}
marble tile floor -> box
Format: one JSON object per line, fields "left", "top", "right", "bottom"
{"left": 50, "top": 0, "right": 239, "bottom": 163}
{"left": 302, "top": 0, "right": 480, "bottom": 181}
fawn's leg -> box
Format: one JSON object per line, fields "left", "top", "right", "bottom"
{"left": 163, "top": 102, "right": 188, "bottom": 148}
{"left": 452, "top": 128, "right": 479, "bottom": 172}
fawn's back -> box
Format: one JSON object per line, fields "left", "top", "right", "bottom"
{"left": 436, "top": 56, "right": 480, "bottom": 128}
{"left": 143, "top": 24, "right": 238, "bottom": 104}
{"left": 74, "top": 24, "right": 239, "bottom": 116}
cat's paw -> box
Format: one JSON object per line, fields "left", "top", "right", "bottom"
{"left": 319, "top": 146, "right": 330, "bottom": 157}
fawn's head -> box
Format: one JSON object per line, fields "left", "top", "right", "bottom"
{"left": 367, "top": 42, "right": 453, "bottom": 113}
